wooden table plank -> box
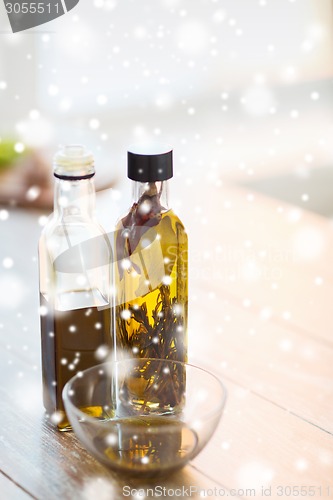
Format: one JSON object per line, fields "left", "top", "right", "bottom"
{"left": 195, "top": 226, "right": 333, "bottom": 347}
{"left": 180, "top": 181, "right": 333, "bottom": 345}
{"left": 2, "top": 342, "right": 331, "bottom": 500}
{"left": 190, "top": 295, "right": 333, "bottom": 434}
{"left": 0, "top": 472, "right": 33, "bottom": 500}
{"left": 192, "top": 377, "right": 333, "bottom": 500}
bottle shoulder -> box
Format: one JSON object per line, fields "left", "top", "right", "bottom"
{"left": 164, "top": 209, "right": 186, "bottom": 230}
{"left": 41, "top": 214, "right": 108, "bottom": 238}
{"left": 115, "top": 207, "right": 187, "bottom": 259}
{"left": 116, "top": 207, "right": 186, "bottom": 230}
{"left": 39, "top": 214, "right": 112, "bottom": 262}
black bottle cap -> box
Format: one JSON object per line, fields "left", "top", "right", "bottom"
{"left": 127, "top": 144, "right": 173, "bottom": 182}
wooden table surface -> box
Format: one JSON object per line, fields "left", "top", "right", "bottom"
{"left": 0, "top": 179, "right": 332, "bottom": 499}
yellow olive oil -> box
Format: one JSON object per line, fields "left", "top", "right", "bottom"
{"left": 115, "top": 178, "right": 188, "bottom": 410}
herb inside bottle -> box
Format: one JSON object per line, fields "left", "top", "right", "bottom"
{"left": 115, "top": 147, "right": 188, "bottom": 411}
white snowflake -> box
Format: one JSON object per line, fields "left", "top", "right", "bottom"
{"left": 48, "top": 84, "right": 59, "bottom": 96}
{"left": 120, "top": 309, "right": 131, "bottom": 320}
{"left": 89, "top": 118, "right": 100, "bottom": 130}
{"left": 2, "top": 257, "right": 14, "bottom": 269}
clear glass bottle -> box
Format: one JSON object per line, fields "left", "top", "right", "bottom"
{"left": 39, "top": 145, "right": 113, "bottom": 431}
{"left": 115, "top": 145, "right": 188, "bottom": 412}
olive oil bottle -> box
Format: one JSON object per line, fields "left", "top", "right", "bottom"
{"left": 39, "top": 145, "right": 113, "bottom": 430}
{"left": 115, "top": 145, "right": 188, "bottom": 411}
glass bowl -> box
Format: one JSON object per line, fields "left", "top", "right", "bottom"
{"left": 63, "top": 358, "right": 227, "bottom": 477}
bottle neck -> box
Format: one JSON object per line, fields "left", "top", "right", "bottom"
{"left": 132, "top": 181, "right": 169, "bottom": 211}
{"left": 53, "top": 177, "right": 96, "bottom": 218}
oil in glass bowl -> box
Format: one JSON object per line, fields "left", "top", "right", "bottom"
{"left": 63, "top": 358, "right": 226, "bottom": 477}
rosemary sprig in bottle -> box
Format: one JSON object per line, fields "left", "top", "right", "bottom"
{"left": 116, "top": 182, "right": 187, "bottom": 411}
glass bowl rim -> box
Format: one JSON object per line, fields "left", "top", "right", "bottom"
{"left": 62, "top": 357, "right": 228, "bottom": 428}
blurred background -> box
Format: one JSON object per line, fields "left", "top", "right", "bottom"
{"left": 0, "top": 0, "right": 333, "bottom": 216}
{"left": 1, "top": 3, "right": 333, "bottom": 492}
{"left": 1, "top": 0, "right": 333, "bottom": 337}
